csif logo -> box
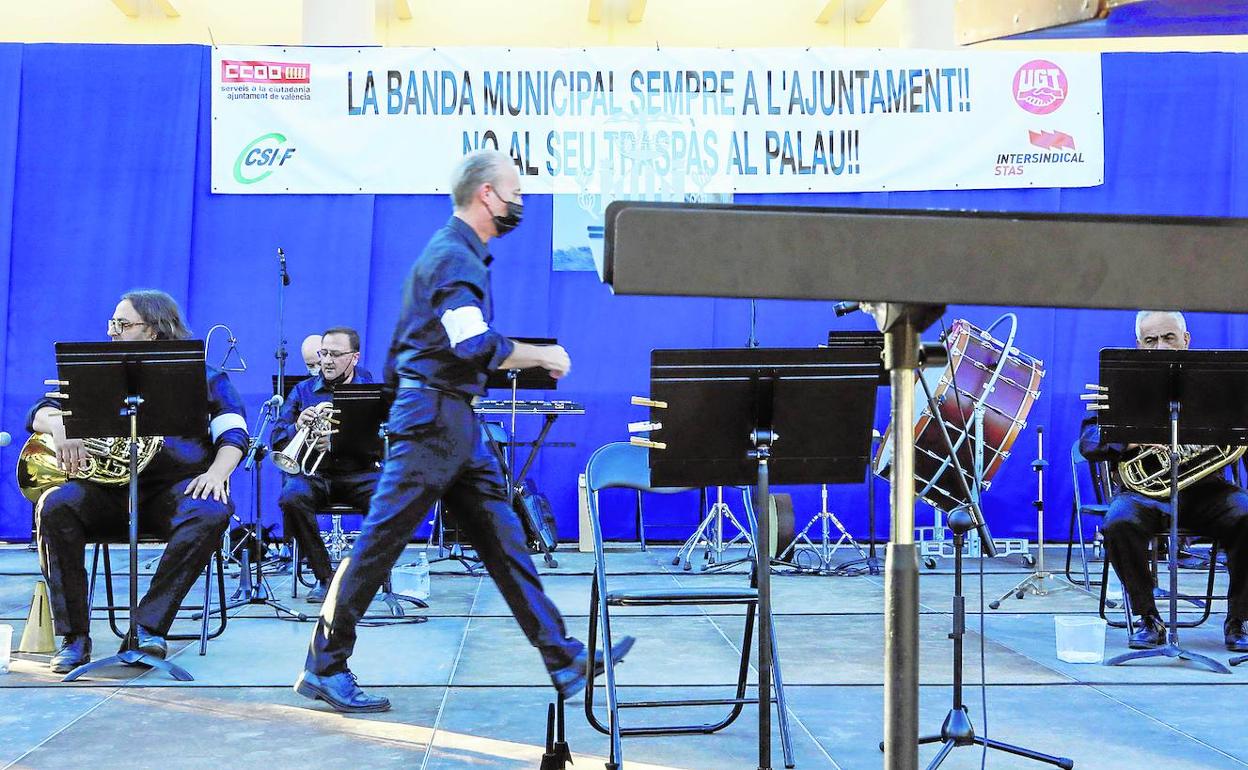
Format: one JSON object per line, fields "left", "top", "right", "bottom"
{"left": 233, "top": 132, "right": 296, "bottom": 184}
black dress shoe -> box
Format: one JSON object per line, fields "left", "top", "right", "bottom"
{"left": 550, "top": 635, "right": 637, "bottom": 700}
{"left": 294, "top": 669, "right": 391, "bottom": 713}
{"left": 50, "top": 635, "right": 92, "bottom": 674}
{"left": 1128, "top": 614, "right": 1166, "bottom": 649}
{"left": 1224, "top": 618, "right": 1248, "bottom": 652}
{"left": 134, "top": 625, "right": 168, "bottom": 660}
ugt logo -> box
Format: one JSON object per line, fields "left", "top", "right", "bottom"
{"left": 1013, "top": 60, "right": 1067, "bottom": 116}
{"left": 233, "top": 132, "right": 296, "bottom": 184}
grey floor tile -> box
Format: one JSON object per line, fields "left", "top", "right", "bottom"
{"left": 425, "top": 685, "right": 836, "bottom": 770}
{"left": 6, "top": 684, "right": 441, "bottom": 769}
{"left": 786, "top": 684, "right": 1248, "bottom": 770}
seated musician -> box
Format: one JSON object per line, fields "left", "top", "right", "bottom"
{"left": 271, "top": 326, "right": 378, "bottom": 603}
{"left": 29, "top": 290, "right": 248, "bottom": 673}
{"left": 301, "top": 333, "right": 323, "bottom": 376}
{"left": 1081, "top": 310, "right": 1248, "bottom": 651}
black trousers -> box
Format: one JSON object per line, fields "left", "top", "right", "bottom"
{"left": 306, "top": 388, "right": 582, "bottom": 676}
{"left": 1103, "top": 478, "right": 1248, "bottom": 619}
{"left": 278, "top": 469, "right": 379, "bottom": 583}
{"left": 37, "top": 478, "right": 231, "bottom": 637}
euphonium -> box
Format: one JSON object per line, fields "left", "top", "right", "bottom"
{"left": 17, "top": 433, "right": 165, "bottom": 503}
{"left": 1119, "top": 444, "right": 1247, "bottom": 499}
{"left": 273, "top": 402, "right": 337, "bottom": 476}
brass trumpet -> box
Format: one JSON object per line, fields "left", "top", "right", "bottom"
{"left": 273, "top": 402, "right": 337, "bottom": 476}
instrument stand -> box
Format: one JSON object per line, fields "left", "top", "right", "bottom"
{"left": 833, "top": 433, "right": 883, "bottom": 576}
{"left": 650, "top": 345, "right": 880, "bottom": 770}
{"left": 56, "top": 340, "right": 210, "bottom": 682}
{"left": 1104, "top": 400, "right": 1228, "bottom": 673}
{"left": 915, "top": 511, "right": 1074, "bottom": 769}
{"left": 673, "top": 486, "right": 755, "bottom": 572}
{"left": 539, "top": 696, "right": 573, "bottom": 770}
{"left": 777, "top": 483, "right": 867, "bottom": 573}
{"left": 423, "top": 503, "right": 483, "bottom": 575}
{"left": 990, "top": 426, "right": 1091, "bottom": 609}
{"left": 203, "top": 400, "right": 307, "bottom": 622}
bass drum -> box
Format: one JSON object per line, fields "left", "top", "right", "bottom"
{"left": 874, "top": 319, "right": 1044, "bottom": 512}
{"left": 768, "top": 493, "right": 797, "bottom": 559}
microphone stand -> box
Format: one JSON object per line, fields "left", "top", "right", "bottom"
{"left": 276, "top": 246, "right": 290, "bottom": 397}
{"left": 198, "top": 397, "right": 305, "bottom": 621}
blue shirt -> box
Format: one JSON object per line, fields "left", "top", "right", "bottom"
{"left": 382, "top": 216, "right": 515, "bottom": 399}
{"left": 271, "top": 367, "right": 378, "bottom": 474}
{"left": 26, "top": 366, "right": 249, "bottom": 488}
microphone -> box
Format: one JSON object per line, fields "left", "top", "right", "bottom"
{"left": 264, "top": 394, "right": 284, "bottom": 411}
{"left": 277, "top": 247, "right": 290, "bottom": 286}
{"left": 833, "top": 301, "right": 861, "bottom": 317}
{"left": 0, "top": 432, "right": 10, "bottom": 447}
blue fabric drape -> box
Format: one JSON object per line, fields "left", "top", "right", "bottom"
{"left": 1, "top": 48, "right": 1246, "bottom": 545}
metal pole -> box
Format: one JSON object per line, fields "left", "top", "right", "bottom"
{"left": 754, "top": 439, "right": 773, "bottom": 770}
{"left": 883, "top": 320, "right": 920, "bottom": 770}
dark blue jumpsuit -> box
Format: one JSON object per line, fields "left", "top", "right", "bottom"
{"left": 306, "top": 216, "right": 583, "bottom": 676}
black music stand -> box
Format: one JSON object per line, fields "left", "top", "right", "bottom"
{"left": 1096, "top": 349, "right": 1248, "bottom": 674}
{"left": 56, "top": 340, "right": 207, "bottom": 682}
{"left": 335, "top": 385, "right": 429, "bottom": 616}
{"left": 486, "top": 336, "right": 559, "bottom": 485}
{"left": 649, "top": 347, "right": 879, "bottom": 770}
{"left": 273, "top": 374, "right": 310, "bottom": 401}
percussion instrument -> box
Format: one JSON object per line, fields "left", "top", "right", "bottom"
{"left": 875, "top": 319, "right": 1044, "bottom": 512}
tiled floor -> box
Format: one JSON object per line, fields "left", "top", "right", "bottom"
{"left": 1, "top": 543, "right": 1245, "bottom": 769}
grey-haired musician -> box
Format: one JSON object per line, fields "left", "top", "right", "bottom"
{"left": 1081, "top": 310, "right": 1248, "bottom": 651}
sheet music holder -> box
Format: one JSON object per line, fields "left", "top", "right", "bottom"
{"left": 272, "top": 374, "right": 310, "bottom": 401}
{"left": 332, "top": 384, "right": 385, "bottom": 459}
{"left": 54, "top": 340, "right": 207, "bottom": 683}
{"left": 486, "top": 337, "right": 560, "bottom": 391}
{"left": 1096, "top": 348, "right": 1248, "bottom": 674}
{"left": 648, "top": 346, "right": 879, "bottom": 770}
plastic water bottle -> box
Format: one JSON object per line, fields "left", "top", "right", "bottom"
{"left": 412, "top": 552, "right": 431, "bottom": 602}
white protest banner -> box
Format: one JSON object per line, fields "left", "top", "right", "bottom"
{"left": 211, "top": 46, "right": 1102, "bottom": 196}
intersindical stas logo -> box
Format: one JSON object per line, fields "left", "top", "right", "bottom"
{"left": 233, "top": 132, "right": 296, "bottom": 184}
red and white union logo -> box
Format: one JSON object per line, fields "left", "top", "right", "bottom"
{"left": 1013, "top": 60, "right": 1068, "bottom": 115}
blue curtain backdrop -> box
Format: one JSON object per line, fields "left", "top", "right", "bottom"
{"left": 0, "top": 44, "right": 1245, "bottom": 545}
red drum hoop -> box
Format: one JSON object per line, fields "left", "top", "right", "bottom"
{"left": 874, "top": 319, "right": 1044, "bottom": 512}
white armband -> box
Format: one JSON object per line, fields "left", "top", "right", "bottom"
{"left": 210, "top": 413, "right": 248, "bottom": 442}
{"left": 441, "top": 305, "right": 489, "bottom": 346}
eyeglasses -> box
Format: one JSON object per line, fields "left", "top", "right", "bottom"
{"left": 317, "top": 349, "right": 355, "bottom": 359}
{"left": 107, "top": 318, "right": 148, "bottom": 333}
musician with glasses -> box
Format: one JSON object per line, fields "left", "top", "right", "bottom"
{"left": 28, "top": 289, "right": 248, "bottom": 673}
{"left": 271, "top": 326, "right": 377, "bottom": 603}
{"left": 1081, "top": 309, "right": 1248, "bottom": 651}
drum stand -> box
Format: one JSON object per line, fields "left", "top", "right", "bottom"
{"left": 672, "top": 486, "right": 755, "bottom": 572}
{"left": 990, "top": 426, "right": 1092, "bottom": 609}
{"left": 778, "top": 484, "right": 868, "bottom": 573}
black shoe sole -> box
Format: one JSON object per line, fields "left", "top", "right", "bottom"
{"left": 294, "top": 678, "right": 391, "bottom": 713}
{"left": 1128, "top": 640, "right": 1163, "bottom": 650}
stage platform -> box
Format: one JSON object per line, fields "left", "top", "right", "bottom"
{"left": 1, "top": 543, "right": 1246, "bottom": 769}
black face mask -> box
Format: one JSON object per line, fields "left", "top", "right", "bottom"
{"left": 488, "top": 191, "right": 523, "bottom": 237}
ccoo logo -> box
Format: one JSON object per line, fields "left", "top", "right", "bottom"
{"left": 233, "top": 132, "right": 297, "bottom": 184}
{"left": 1013, "top": 60, "right": 1067, "bottom": 116}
